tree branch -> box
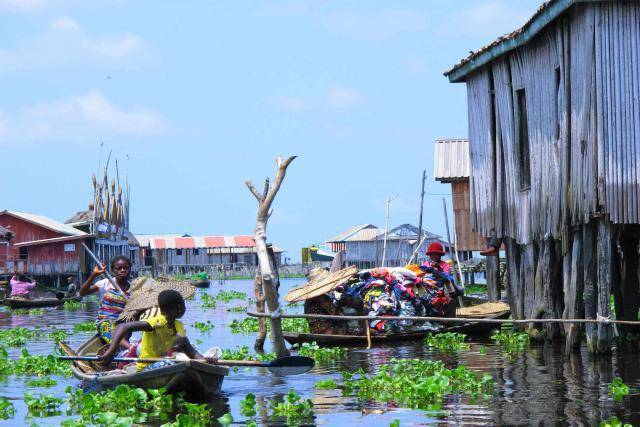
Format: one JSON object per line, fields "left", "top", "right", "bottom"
{"left": 258, "top": 156, "right": 297, "bottom": 219}
{"left": 262, "top": 178, "right": 270, "bottom": 201}
{"left": 245, "top": 179, "right": 263, "bottom": 203}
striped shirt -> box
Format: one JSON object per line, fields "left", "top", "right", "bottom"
{"left": 95, "top": 279, "right": 130, "bottom": 324}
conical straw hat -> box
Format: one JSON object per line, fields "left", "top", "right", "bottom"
{"left": 118, "top": 276, "right": 196, "bottom": 321}
{"left": 284, "top": 266, "right": 357, "bottom": 303}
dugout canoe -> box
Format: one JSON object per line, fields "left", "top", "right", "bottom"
{"left": 69, "top": 335, "right": 228, "bottom": 400}
{"left": 283, "top": 303, "right": 510, "bottom": 347}
{"left": 190, "top": 280, "right": 211, "bottom": 288}
{"left": 6, "top": 295, "right": 81, "bottom": 309}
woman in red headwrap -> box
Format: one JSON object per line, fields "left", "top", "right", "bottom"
{"left": 422, "top": 242, "right": 451, "bottom": 274}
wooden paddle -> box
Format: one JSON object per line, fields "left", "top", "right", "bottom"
{"left": 58, "top": 355, "right": 315, "bottom": 376}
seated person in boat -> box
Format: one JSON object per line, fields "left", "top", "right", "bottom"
{"left": 66, "top": 276, "right": 78, "bottom": 297}
{"left": 79, "top": 256, "right": 133, "bottom": 350}
{"left": 335, "top": 290, "right": 366, "bottom": 335}
{"left": 304, "top": 294, "right": 346, "bottom": 335}
{"left": 9, "top": 273, "right": 37, "bottom": 299}
{"left": 100, "top": 289, "right": 212, "bottom": 371}
{"left": 422, "top": 242, "right": 451, "bottom": 274}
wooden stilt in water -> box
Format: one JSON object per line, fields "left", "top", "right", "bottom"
{"left": 583, "top": 221, "right": 598, "bottom": 352}
{"left": 564, "top": 230, "right": 584, "bottom": 352}
{"left": 596, "top": 217, "right": 613, "bottom": 353}
{"left": 486, "top": 254, "right": 500, "bottom": 301}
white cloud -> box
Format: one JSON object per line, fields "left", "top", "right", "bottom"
{"left": 326, "top": 87, "right": 367, "bottom": 110}
{"left": 270, "top": 96, "right": 305, "bottom": 112}
{"left": 0, "top": 90, "right": 168, "bottom": 145}
{"left": 0, "top": 15, "right": 151, "bottom": 71}
{"left": 323, "top": 10, "right": 428, "bottom": 41}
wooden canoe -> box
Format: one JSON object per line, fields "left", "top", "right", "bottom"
{"left": 283, "top": 306, "right": 510, "bottom": 347}
{"left": 6, "top": 295, "right": 81, "bottom": 309}
{"left": 70, "top": 335, "right": 228, "bottom": 400}
{"left": 190, "top": 280, "right": 210, "bottom": 288}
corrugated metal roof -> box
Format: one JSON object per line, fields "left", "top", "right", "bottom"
{"left": 347, "top": 228, "right": 383, "bottom": 242}
{"left": 434, "top": 139, "right": 470, "bottom": 181}
{"left": 65, "top": 208, "right": 93, "bottom": 224}
{"left": 376, "top": 224, "right": 442, "bottom": 241}
{"left": 2, "top": 210, "right": 87, "bottom": 236}
{"left": 13, "top": 234, "right": 88, "bottom": 247}
{"left": 137, "top": 234, "right": 279, "bottom": 251}
{"left": 327, "top": 224, "right": 380, "bottom": 243}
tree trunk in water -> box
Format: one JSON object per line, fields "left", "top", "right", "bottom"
{"left": 486, "top": 255, "right": 500, "bottom": 301}
{"left": 583, "top": 221, "right": 598, "bottom": 352}
{"left": 253, "top": 268, "right": 267, "bottom": 352}
{"left": 596, "top": 218, "right": 613, "bottom": 353}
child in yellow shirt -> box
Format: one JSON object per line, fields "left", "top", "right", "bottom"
{"left": 100, "top": 289, "right": 212, "bottom": 371}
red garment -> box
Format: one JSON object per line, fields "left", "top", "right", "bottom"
{"left": 426, "top": 242, "right": 446, "bottom": 255}
{"left": 422, "top": 260, "right": 451, "bottom": 274}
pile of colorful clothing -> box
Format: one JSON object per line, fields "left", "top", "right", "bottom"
{"left": 335, "top": 265, "right": 459, "bottom": 334}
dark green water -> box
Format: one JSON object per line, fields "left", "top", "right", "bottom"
{"left": 0, "top": 278, "right": 638, "bottom": 426}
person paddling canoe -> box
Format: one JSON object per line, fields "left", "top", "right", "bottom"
{"left": 9, "top": 273, "right": 37, "bottom": 299}
{"left": 79, "top": 256, "right": 132, "bottom": 350}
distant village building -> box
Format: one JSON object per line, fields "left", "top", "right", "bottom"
{"left": 327, "top": 223, "right": 448, "bottom": 269}
{"left": 445, "top": 0, "right": 640, "bottom": 352}
{"left": 137, "top": 234, "right": 282, "bottom": 274}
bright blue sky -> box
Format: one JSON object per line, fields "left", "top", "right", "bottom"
{"left": 1, "top": 1, "right": 541, "bottom": 261}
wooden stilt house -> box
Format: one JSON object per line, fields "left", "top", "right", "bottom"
{"left": 445, "top": 0, "right": 640, "bottom": 352}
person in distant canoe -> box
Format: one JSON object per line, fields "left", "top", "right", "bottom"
{"left": 422, "top": 242, "right": 451, "bottom": 274}
{"left": 66, "top": 276, "right": 78, "bottom": 297}
{"left": 9, "top": 273, "right": 37, "bottom": 299}
{"left": 304, "top": 294, "right": 345, "bottom": 335}
{"left": 79, "top": 256, "right": 133, "bottom": 349}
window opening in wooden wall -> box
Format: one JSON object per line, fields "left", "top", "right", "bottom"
{"left": 19, "top": 247, "right": 28, "bottom": 260}
{"left": 176, "top": 249, "right": 182, "bottom": 256}
{"left": 516, "top": 88, "right": 531, "bottom": 189}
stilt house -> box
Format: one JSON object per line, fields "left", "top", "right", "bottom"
{"left": 445, "top": 0, "right": 640, "bottom": 352}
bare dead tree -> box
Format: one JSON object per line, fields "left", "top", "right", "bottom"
{"left": 246, "top": 155, "right": 296, "bottom": 357}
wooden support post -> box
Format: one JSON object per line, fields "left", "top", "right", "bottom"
{"left": 596, "top": 217, "right": 613, "bottom": 353}
{"left": 246, "top": 156, "right": 296, "bottom": 358}
{"left": 505, "top": 238, "right": 524, "bottom": 322}
{"left": 619, "top": 236, "right": 639, "bottom": 335}
{"left": 563, "top": 230, "right": 584, "bottom": 352}
{"left": 583, "top": 221, "right": 598, "bottom": 352}
{"left": 486, "top": 254, "right": 500, "bottom": 301}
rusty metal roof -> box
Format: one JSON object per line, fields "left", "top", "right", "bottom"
{"left": 137, "top": 234, "right": 282, "bottom": 252}
{"left": 327, "top": 224, "right": 382, "bottom": 243}
{"left": 1, "top": 210, "right": 87, "bottom": 236}
{"left": 434, "top": 139, "right": 470, "bottom": 181}
{"left": 445, "top": 0, "right": 581, "bottom": 82}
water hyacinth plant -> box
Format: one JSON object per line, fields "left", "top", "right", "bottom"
{"left": 424, "top": 332, "right": 470, "bottom": 352}
{"left": 269, "top": 390, "right": 314, "bottom": 426}
{"left": 23, "top": 392, "right": 64, "bottom": 417}
{"left": 599, "top": 416, "right": 633, "bottom": 427}
{"left": 491, "top": 329, "right": 530, "bottom": 353}
{"left": 192, "top": 320, "right": 214, "bottom": 333}
{"left": 608, "top": 377, "right": 630, "bottom": 402}
{"left": 229, "top": 317, "right": 310, "bottom": 334}
{"left": 63, "top": 300, "right": 83, "bottom": 311}
{"left": 160, "top": 402, "right": 212, "bottom": 427}
{"left": 215, "top": 290, "right": 248, "bottom": 302}
{"left": 26, "top": 377, "right": 58, "bottom": 388}
{"left": 295, "top": 342, "right": 347, "bottom": 362}
{"left": 315, "top": 379, "right": 338, "bottom": 389}
{"left": 200, "top": 293, "right": 217, "bottom": 308}
{"left": 221, "top": 345, "right": 275, "bottom": 361}
{"left": 240, "top": 393, "right": 257, "bottom": 417}
{"left": 0, "top": 397, "right": 14, "bottom": 420}
{"left": 0, "top": 327, "right": 40, "bottom": 346}
{"left": 73, "top": 321, "right": 96, "bottom": 333}
{"left": 14, "top": 349, "right": 73, "bottom": 377}
{"left": 48, "top": 328, "right": 69, "bottom": 343}
{"left": 341, "top": 359, "right": 494, "bottom": 410}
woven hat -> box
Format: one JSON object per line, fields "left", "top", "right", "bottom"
{"left": 118, "top": 276, "right": 195, "bottom": 322}
{"left": 285, "top": 266, "right": 357, "bottom": 303}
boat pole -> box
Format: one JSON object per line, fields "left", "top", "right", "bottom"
{"left": 81, "top": 242, "right": 125, "bottom": 295}
{"left": 442, "top": 198, "right": 464, "bottom": 307}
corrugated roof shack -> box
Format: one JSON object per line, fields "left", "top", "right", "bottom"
{"left": 446, "top": 0, "right": 640, "bottom": 353}
{"left": 137, "top": 234, "right": 283, "bottom": 276}
{"left": 0, "top": 210, "right": 90, "bottom": 283}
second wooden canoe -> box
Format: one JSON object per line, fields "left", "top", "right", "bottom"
{"left": 6, "top": 295, "right": 81, "bottom": 309}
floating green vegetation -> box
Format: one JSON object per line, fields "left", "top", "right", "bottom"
{"left": 24, "top": 392, "right": 63, "bottom": 417}
{"left": 48, "top": 328, "right": 69, "bottom": 343}
{"left": 66, "top": 385, "right": 176, "bottom": 425}
{"left": 0, "top": 348, "right": 13, "bottom": 376}
{"left": 63, "top": 300, "right": 83, "bottom": 311}
{"left": 14, "top": 349, "right": 72, "bottom": 377}
{"left": 161, "top": 402, "right": 212, "bottom": 427}
{"left": 0, "top": 397, "right": 14, "bottom": 420}
{"left": 0, "top": 327, "right": 39, "bottom": 346}
{"left": 227, "top": 306, "right": 247, "bottom": 313}
{"left": 28, "top": 308, "right": 45, "bottom": 315}
{"left": 341, "top": 359, "right": 494, "bottom": 410}
{"left": 608, "top": 377, "right": 630, "bottom": 402}
{"left": 599, "top": 416, "right": 632, "bottom": 427}
{"left": 491, "top": 329, "right": 530, "bottom": 353}
{"left": 221, "top": 345, "right": 275, "bottom": 361}
{"left": 26, "top": 377, "right": 58, "bottom": 387}
{"left": 11, "top": 308, "right": 30, "bottom": 315}
{"left": 215, "top": 290, "right": 248, "bottom": 302}
{"left": 192, "top": 320, "right": 214, "bottom": 333}
{"left": 217, "top": 413, "right": 234, "bottom": 426}
{"left": 240, "top": 393, "right": 257, "bottom": 417}
{"left": 73, "top": 321, "right": 96, "bottom": 333}
{"left": 315, "top": 379, "right": 338, "bottom": 389}
{"left": 424, "top": 332, "right": 470, "bottom": 353}
{"left": 465, "top": 284, "right": 488, "bottom": 295}
{"left": 200, "top": 293, "right": 217, "bottom": 308}
{"left": 229, "top": 317, "right": 310, "bottom": 334}
{"left": 295, "top": 342, "right": 347, "bottom": 362}
{"left": 269, "top": 390, "right": 313, "bottom": 426}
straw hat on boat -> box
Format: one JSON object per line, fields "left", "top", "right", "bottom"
{"left": 285, "top": 266, "right": 357, "bottom": 303}
{"left": 118, "top": 276, "right": 195, "bottom": 322}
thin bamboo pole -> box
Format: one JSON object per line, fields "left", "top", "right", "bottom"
{"left": 246, "top": 311, "right": 633, "bottom": 326}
